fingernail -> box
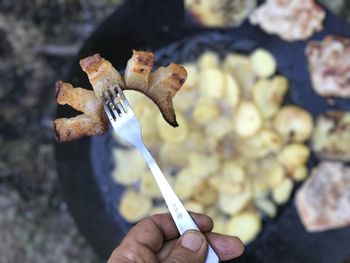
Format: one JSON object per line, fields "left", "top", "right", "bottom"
{"left": 180, "top": 231, "right": 203, "bottom": 251}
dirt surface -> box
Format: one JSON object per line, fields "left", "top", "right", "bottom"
{"left": 0, "top": 1, "right": 348, "bottom": 262}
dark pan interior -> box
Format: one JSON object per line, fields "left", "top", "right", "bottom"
{"left": 55, "top": 0, "right": 350, "bottom": 262}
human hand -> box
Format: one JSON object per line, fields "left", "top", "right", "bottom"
{"left": 108, "top": 212, "right": 244, "bottom": 263}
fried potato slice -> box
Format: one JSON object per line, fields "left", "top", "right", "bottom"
{"left": 182, "top": 63, "right": 198, "bottom": 90}
{"left": 159, "top": 142, "right": 188, "bottom": 167}
{"left": 222, "top": 53, "right": 256, "bottom": 98}
{"left": 226, "top": 211, "right": 262, "bottom": 244}
{"left": 223, "top": 71, "right": 240, "bottom": 108}
{"left": 111, "top": 148, "right": 145, "bottom": 186}
{"left": 174, "top": 168, "right": 202, "bottom": 200}
{"left": 192, "top": 181, "right": 218, "bottom": 206}
{"left": 255, "top": 198, "right": 277, "bottom": 218}
{"left": 290, "top": 165, "right": 308, "bottom": 182}
{"left": 234, "top": 101, "right": 263, "bottom": 138}
{"left": 149, "top": 206, "right": 169, "bottom": 216}
{"left": 184, "top": 201, "right": 205, "bottom": 214}
{"left": 277, "top": 143, "right": 310, "bottom": 173}
{"left": 198, "top": 51, "right": 220, "bottom": 69}
{"left": 272, "top": 177, "right": 293, "bottom": 205}
{"left": 273, "top": 105, "right": 314, "bottom": 142}
{"left": 188, "top": 153, "right": 220, "bottom": 178}
{"left": 193, "top": 98, "right": 220, "bottom": 125}
{"left": 236, "top": 129, "right": 283, "bottom": 159}
{"left": 139, "top": 171, "right": 162, "bottom": 198}
{"left": 218, "top": 183, "right": 252, "bottom": 215}
{"left": 253, "top": 76, "right": 289, "bottom": 119}
{"left": 199, "top": 67, "right": 225, "bottom": 98}
{"left": 158, "top": 112, "right": 188, "bottom": 143}
{"left": 119, "top": 189, "right": 152, "bottom": 223}
{"left": 205, "top": 116, "right": 233, "bottom": 140}
{"left": 260, "top": 157, "right": 286, "bottom": 188}
{"left": 209, "top": 161, "right": 245, "bottom": 195}
{"left": 250, "top": 48, "right": 277, "bottom": 78}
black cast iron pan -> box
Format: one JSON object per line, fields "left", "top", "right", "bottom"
{"left": 55, "top": 0, "right": 350, "bottom": 262}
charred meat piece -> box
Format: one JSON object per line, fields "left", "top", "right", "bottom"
{"left": 249, "top": 0, "right": 325, "bottom": 41}
{"left": 312, "top": 111, "right": 350, "bottom": 161}
{"left": 296, "top": 162, "right": 350, "bottom": 232}
{"left": 306, "top": 35, "right": 350, "bottom": 97}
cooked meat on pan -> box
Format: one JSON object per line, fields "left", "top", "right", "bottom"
{"left": 249, "top": 0, "right": 325, "bottom": 41}
{"left": 306, "top": 35, "right": 350, "bottom": 97}
{"left": 53, "top": 50, "right": 187, "bottom": 142}
{"left": 312, "top": 111, "right": 350, "bottom": 161}
{"left": 296, "top": 161, "right": 350, "bottom": 232}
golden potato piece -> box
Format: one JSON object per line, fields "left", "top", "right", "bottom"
{"left": 149, "top": 206, "right": 169, "bottom": 216}
{"left": 252, "top": 76, "right": 289, "bottom": 119}
{"left": 198, "top": 51, "right": 220, "bottom": 69}
{"left": 192, "top": 181, "right": 218, "bottom": 206}
{"left": 193, "top": 98, "right": 220, "bottom": 126}
{"left": 209, "top": 161, "right": 245, "bottom": 195}
{"left": 272, "top": 177, "right": 293, "bottom": 205}
{"left": 182, "top": 63, "right": 198, "bottom": 90}
{"left": 173, "top": 89, "right": 197, "bottom": 112}
{"left": 260, "top": 158, "right": 286, "bottom": 188}
{"left": 184, "top": 200, "right": 205, "bottom": 214}
{"left": 133, "top": 98, "right": 160, "bottom": 139}
{"left": 205, "top": 116, "right": 233, "bottom": 140}
{"left": 236, "top": 129, "right": 283, "bottom": 159}
{"left": 159, "top": 142, "right": 188, "bottom": 167}
{"left": 250, "top": 48, "right": 277, "bottom": 78}
{"left": 189, "top": 153, "right": 220, "bottom": 178}
{"left": 174, "top": 168, "right": 202, "bottom": 200}
{"left": 222, "top": 53, "right": 255, "bottom": 97}
{"left": 139, "top": 171, "right": 162, "bottom": 198}
{"left": 218, "top": 183, "right": 252, "bottom": 215}
{"left": 278, "top": 143, "right": 310, "bottom": 173}
{"left": 290, "top": 165, "right": 308, "bottom": 182}
{"left": 158, "top": 112, "right": 188, "bottom": 143}
{"left": 119, "top": 189, "right": 152, "bottom": 223}
{"left": 234, "top": 101, "right": 263, "bottom": 138}
{"left": 199, "top": 67, "right": 225, "bottom": 98}
{"left": 111, "top": 148, "right": 145, "bottom": 186}
{"left": 273, "top": 105, "right": 314, "bottom": 142}
{"left": 226, "top": 211, "right": 262, "bottom": 244}
{"left": 255, "top": 198, "right": 277, "bottom": 218}
{"left": 223, "top": 71, "right": 240, "bottom": 108}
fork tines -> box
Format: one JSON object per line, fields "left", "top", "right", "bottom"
{"left": 101, "top": 86, "right": 129, "bottom": 120}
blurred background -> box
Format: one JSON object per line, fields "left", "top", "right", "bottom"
{"left": 0, "top": 0, "right": 348, "bottom": 262}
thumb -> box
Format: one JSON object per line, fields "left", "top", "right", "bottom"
{"left": 163, "top": 230, "right": 208, "bottom": 263}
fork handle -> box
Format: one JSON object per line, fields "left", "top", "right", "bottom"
{"left": 136, "top": 142, "right": 219, "bottom": 263}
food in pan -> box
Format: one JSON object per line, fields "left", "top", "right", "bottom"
{"left": 53, "top": 50, "right": 187, "bottom": 142}
{"left": 312, "top": 111, "right": 350, "bottom": 161}
{"left": 185, "top": 0, "right": 256, "bottom": 27}
{"left": 306, "top": 35, "right": 350, "bottom": 98}
{"left": 296, "top": 162, "right": 350, "bottom": 232}
{"left": 113, "top": 49, "right": 314, "bottom": 244}
{"left": 249, "top": 0, "right": 325, "bottom": 41}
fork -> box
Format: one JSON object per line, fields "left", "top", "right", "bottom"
{"left": 101, "top": 86, "right": 219, "bottom": 263}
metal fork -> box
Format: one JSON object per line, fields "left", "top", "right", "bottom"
{"left": 101, "top": 86, "right": 219, "bottom": 263}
